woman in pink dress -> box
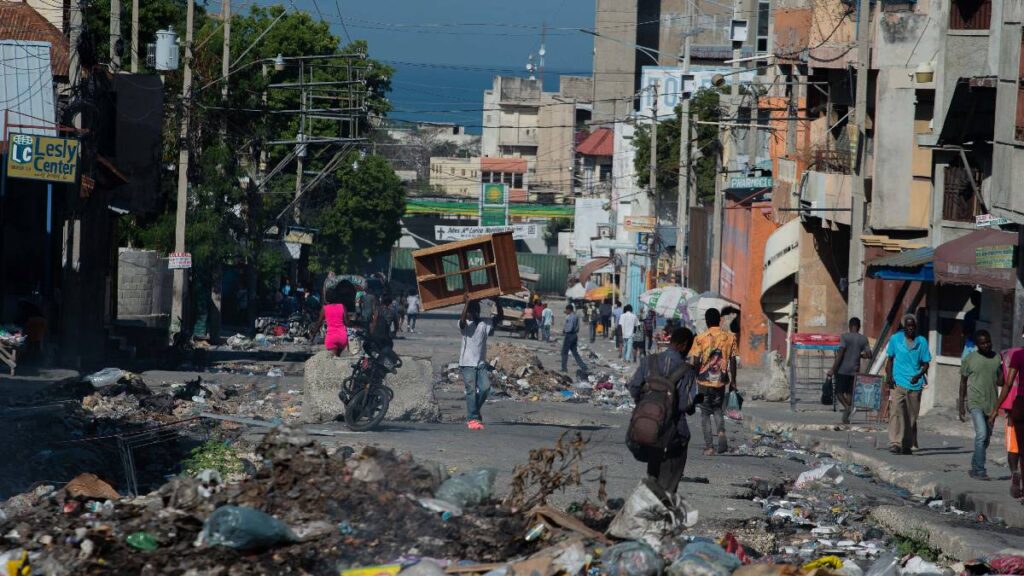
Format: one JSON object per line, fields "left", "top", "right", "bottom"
{"left": 312, "top": 288, "right": 349, "bottom": 356}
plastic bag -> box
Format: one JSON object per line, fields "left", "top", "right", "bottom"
{"left": 607, "top": 480, "right": 698, "bottom": 548}
{"left": 201, "top": 505, "right": 297, "bottom": 550}
{"left": 667, "top": 541, "right": 742, "bottom": 576}
{"left": 727, "top": 391, "right": 743, "bottom": 420}
{"left": 85, "top": 368, "right": 125, "bottom": 388}
{"left": 602, "top": 541, "right": 663, "bottom": 576}
{"left": 794, "top": 463, "right": 844, "bottom": 489}
{"left": 434, "top": 469, "right": 497, "bottom": 509}
{"left": 865, "top": 552, "right": 898, "bottom": 576}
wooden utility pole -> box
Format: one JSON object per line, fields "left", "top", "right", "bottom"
{"left": 849, "top": 0, "right": 871, "bottom": 323}
{"left": 110, "top": 0, "right": 121, "bottom": 68}
{"left": 209, "top": 0, "right": 231, "bottom": 341}
{"left": 649, "top": 82, "right": 659, "bottom": 286}
{"left": 130, "top": 0, "right": 139, "bottom": 72}
{"left": 712, "top": 20, "right": 742, "bottom": 293}
{"left": 676, "top": 0, "right": 693, "bottom": 285}
{"left": 170, "top": 0, "right": 195, "bottom": 338}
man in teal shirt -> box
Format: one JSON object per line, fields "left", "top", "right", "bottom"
{"left": 886, "top": 314, "right": 932, "bottom": 454}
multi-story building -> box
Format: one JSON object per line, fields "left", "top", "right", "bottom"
{"left": 428, "top": 156, "right": 528, "bottom": 202}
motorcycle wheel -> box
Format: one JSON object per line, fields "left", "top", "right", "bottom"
{"left": 344, "top": 386, "right": 390, "bottom": 432}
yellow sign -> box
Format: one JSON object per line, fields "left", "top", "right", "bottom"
{"left": 6, "top": 133, "right": 80, "bottom": 183}
{"left": 340, "top": 565, "right": 401, "bottom": 576}
{"left": 624, "top": 215, "right": 656, "bottom": 231}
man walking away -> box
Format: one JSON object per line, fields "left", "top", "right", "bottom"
{"left": 627, "top": 327, "right": 699, "bottom": 494}
{"left": 886, "top": 314, "right": 932, "bottom": 454}
{"left": 619, "top": 304, "right": 640, "bottom": 362}
{"left": 689, "top": 308, "right": 738, "bottom": 455}
{"left": 959, "top": 330, "right": 1001, "bottom": 479}
{"left": 561, "top": 304, "right": 588, "bottom": 374}
{"left": 600, "top": 298, "right": 613, "bottom": 340}
{"left": 588, "top": 302, "right": 599, "bottom": 343}
{"left": 459, "top": 295, "right": 504, "bottom": 430}
{"left": 541, "top": 303, "right": 554, "bottom": 342}
{"left": 827, "top": 318, "right": 871, "bottom": 424}
{"left": 406, "top": 291, "right": 421, "bottom": 332}
{"left": 613, "top": 300, "right": 624, "bottom": 350}
{"left": 643, "top": 308, "right": 657, "bottom": 353}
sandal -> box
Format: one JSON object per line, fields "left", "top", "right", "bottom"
{"left": 703, "top": 447, "right": 715, "bottom": 456}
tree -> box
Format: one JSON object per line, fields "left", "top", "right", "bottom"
{"left": 544, "top": 218, "right": 571, "bottom": 248}
{"left": 633, "top": 88, "right": 724, "bottom": 203}
{"left": 311, "top": 154, "right": 406, "bottom": 274}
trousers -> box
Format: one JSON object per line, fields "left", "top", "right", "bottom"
{"left": 647, "top": 447, "right": 688, "bottom": 495}
{"left": 888, "top": 385, "right": 922, "bottom": 451}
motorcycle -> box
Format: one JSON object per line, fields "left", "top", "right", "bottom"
{"left": 339, "top": 331, "right": 401, "bottom": 431}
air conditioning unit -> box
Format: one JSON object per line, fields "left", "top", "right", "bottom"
{"left": 730, "top": 19, "right": 749, "bottom": 43}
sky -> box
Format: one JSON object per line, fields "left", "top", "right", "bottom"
{"left": 285, "top": 0, "right": 597, "bottom": 131}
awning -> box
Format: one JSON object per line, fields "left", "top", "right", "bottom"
{"left": 934, "top": 229, "right": 1019, "bottom": 290}
{"left": 866, "top": 247, "right": 935, "bottom": 282}
{"left": 577, "top": 257, "right": 614, "bottom": 283}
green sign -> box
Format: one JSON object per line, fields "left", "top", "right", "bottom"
{"left": 976, "top": 245, "right": 1014, "bottom": 269}
{"left": 480, "top": 183, "right": 507, "bottom": 226}
{"left": 6, "top": 133, "right": 80, "bottom": 183}
{"left": 729, "top": 176, "right": 773, "bottom": 190}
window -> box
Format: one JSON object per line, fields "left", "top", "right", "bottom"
{"left": 757, "top": 1, "right": 770, "bottom": 53}
{"left": 513, "top": 173, "right": 523, "bottom": 188}
{"left": 450, "top": 168, "right": 455, "bottom": 175}
{"left": 937, "top": 286, "right": 975, "bottom": 356}
{"left": 942, "top": 166, "right": 980, "bottom": 222}
{"left": 502, "top": 172, "right": 513, "bottom": 185}
{"left": 461, "top": 169, "right": 466, "bottom": 176}
{"left": 950, "top": 0, "right": 992, "bottom": 30}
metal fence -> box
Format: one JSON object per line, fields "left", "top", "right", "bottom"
{"left": 789, "top": 333, "right": 840, "bottom": 411}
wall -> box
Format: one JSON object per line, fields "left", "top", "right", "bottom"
{"left": 429, "top": 157, "right": 480, "bottom": 198}
{"left": 796, "top": 223, "right": 848, "bottom": 335}
{"left": 117, "top": 249, "right": 172, "bottom": 324}
{"left": 991, "top": 20, "right": 1024, "bottom": 221}
{"left": 721, "top": 204, "right": 777, "bottom": 367}
{"left": 593, "top": 0, "right": 638, "bottom": 123}
{"left": 861, "top": 246, "right": 929, "bottom": 343}
{"left": 536, "top": 93, "right": 575, "bottom": 198}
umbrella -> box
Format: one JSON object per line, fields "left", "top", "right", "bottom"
{"left": 639, "top": 286, "right": 698, "bottom": 322}
{"left": 584, "top": 285, "right": 619, "bottom": 301}
{"left": 687, "top": 291, "right": 741, "bottom": 332}
{"left": 565, "top": 283, "right": 586, "bottom": 299}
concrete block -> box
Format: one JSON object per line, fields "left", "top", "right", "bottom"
{"left": 301, "top": 350, "right": 440, "bottom": 424}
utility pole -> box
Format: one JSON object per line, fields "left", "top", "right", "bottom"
{"left": 110, "top": 0, "right": 121, "bottom": 68}
{"left": 676, "top": 0, "right": 693, "bottom": 285}
{"left": 294, "top": 60, "right": 305, "bottom": 226}
{"left": 209, "top": 0, "right": 231, "bottom": 342}
{"left": 849, "top": 0, "right": 871, "bottom": 323}
{"left": 170, "top": 0, "right": 195, "bottom": 338}
{"left": 712, "top": 17, "right": 743, "bottom": 293}
{"left": 649, "top": 82, "right": 659, "bottom": 288}
{"left": 130, "top": 0, "right": 139, "bottom": 72}
{"left": 221, "top": 0, "right": 231, "bottom": 103}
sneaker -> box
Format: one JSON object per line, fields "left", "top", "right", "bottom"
{"left": 889, "top": 446, "right": 902, "bottom": 455}
{"left": 467, "top": 420, "right": 485, "bottom": 430}
{"left": 969, "top": 471, "right": 990, "bottom": 480}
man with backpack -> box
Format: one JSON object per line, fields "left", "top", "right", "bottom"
{"left": 627, "top": 327, "right": 699, "bottom": 494}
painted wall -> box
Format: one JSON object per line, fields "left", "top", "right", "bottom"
{"left": 721, "top": 204, "right": 778, "bottom": 367}
{"left": 796, "top": 223, "right": 848, "bottom": 335}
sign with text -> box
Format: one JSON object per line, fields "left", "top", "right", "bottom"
{"left": 480, "top": 182, "right": 508, "bottom": 226}
{"left": 168, "top": 252, "right": 192, "bottom": 269}
{"left": 976, "top": 245, "right": 1014, "bottom": 269}
{"left": 636, "top": 232, "right": 652, "bottom": 253}
{"left": 435, "top": 224, "right": 539, "bottom": 241}
{"left": 976, "top": 214, "right": 1010, "bottom": 228}
{"left": 729, "top": 176, "right": 774, "bottom": 190}
{"left": 6, "top": 133, "right": 80, "bottom": 183}
{"left": 640, "top": 66, "right": 757, "bottom": 119}
{"left": 624, "top": 215, "right": 656, "bottom": 232}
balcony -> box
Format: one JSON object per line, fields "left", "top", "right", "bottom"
{"left": 799, "top": 171, "right": 853, "bottom": 226}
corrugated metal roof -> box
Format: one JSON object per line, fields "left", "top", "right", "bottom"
{"left": 0, "top": 3, "right": 70, "bottom": 77}
{"left": 0, "top": 40, "right": 56, "bottom": 139}
{"left": 866, "top": 246, "right": 935, "bottom": 269}
{"left": 576, "top": 128, "right": 613, "bottom": 157}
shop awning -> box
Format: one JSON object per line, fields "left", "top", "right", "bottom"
{"left": 866, "top": 247, "right": 934, "bottom": 282}
{"left": 577, "top": 256, "right": 614, "bottom": 283}
{"left": 934, "top": 228, "right": 1018, "bottom": 290}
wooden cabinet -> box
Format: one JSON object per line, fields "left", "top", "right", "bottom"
{"left": 412, "top": 232, "right": 522, "bottom": 311}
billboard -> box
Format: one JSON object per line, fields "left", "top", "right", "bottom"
{"left": 640, "top": 66, "right": 757, "bottom": 119}
{"left": 6, "top": 133, "right": 80, "bottom": 183}
{"left": 480, "top": 182, "right": 508, "bottom": 226}
{"left": 435, "top": 224, "right": 540, "bottom": 241}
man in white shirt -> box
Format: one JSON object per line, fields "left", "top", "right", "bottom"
{"left": 459, "top": 294, "right": 503, "bottom": 430}
{"left": 619, "top": 304, "right": 640, "bottom": 362}
{"left": 406, "top": 292, "right": 421, "bottom": 332}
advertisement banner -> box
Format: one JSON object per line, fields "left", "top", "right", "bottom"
{"left": 435, "top": 224, "right": 540, "bottom": 241}
{"left": 480, "top": 182, "right": 508, "bottom": 226}
{"left": 640, "top": 66, "right": 757, "bottom": 119}
{"left": 6, "top": 133, "right": 80, "bottom": 183}
{"left": 623, "top": 215, "right": 656, "bottom": 231}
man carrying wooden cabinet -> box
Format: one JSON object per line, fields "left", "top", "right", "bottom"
{"left": 459, "top": 293, "right": 503, "bottom": 430}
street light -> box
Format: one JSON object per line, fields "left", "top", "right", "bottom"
{"left": 274, "top": 53, "right": 285, "bottom": 71}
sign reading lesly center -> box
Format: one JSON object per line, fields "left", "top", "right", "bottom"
{"left": 7, "top": 134, "right": 80, "bottom": 183}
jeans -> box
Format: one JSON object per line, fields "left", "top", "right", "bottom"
{"left": 541, "top": 325, "right": 551, "bottom": 342}
{"left": 601, "top": 316, "right": 611, "bottom": 338}
{"left": 699, "top": 385, "right": 727, "bottom": 451}
{"left": 970, "top": 407, "right": 992, "bottom": 475}
{"left": 590, "top": 322, "right": 597, "bottom": 343}
{"left": 461, "top": 366, "right": 491, "bottom": 421}
{"left": 408, "top": 314, "right": 418, "bottom": 330}
{"left": 561, "top": 333, "right": 587, "bottom": 373}
{"left": 623, "top": 335, "right": 634, "bottom": 361}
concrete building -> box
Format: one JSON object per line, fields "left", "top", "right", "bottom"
{"left": 428, "top": 156, "right": 528, "bottom": 202}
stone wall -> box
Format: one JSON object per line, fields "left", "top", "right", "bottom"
{"left": 117, "top": 249, "right": 172, "bottom": 322}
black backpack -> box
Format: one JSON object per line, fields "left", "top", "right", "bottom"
{"left": 628, "top": 355, "right": 690, "bottom": 450}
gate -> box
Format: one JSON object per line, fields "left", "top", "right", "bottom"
{"left": 789, "top": 333, "right": 840, "bottom": 411}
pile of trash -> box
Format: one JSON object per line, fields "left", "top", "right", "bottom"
{"left": 80, "top": 369, "right": 302, "bottom": 425}
{"left": 226, "top": 332, "right": 310, "bottom": 351}
{"left": 486, "top": 342, "right": 575, "bottom": 394}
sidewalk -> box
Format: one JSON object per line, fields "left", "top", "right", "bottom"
{"left": 743, "top": 401, "right": 1024, "bottom": 530}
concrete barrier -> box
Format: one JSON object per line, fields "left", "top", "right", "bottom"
{"left": 302, "top": 350, "right": 440, "bottom": 424}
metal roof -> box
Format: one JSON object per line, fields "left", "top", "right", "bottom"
{"left": 0, "top": 40, "right": 56, "bottom": 139}
{"left": 866, "top": 246, "right": 934, "bottom": 269}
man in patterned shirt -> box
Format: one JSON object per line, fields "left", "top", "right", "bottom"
{"left": 688, "top": 308, "right": 738, "bottom": 455}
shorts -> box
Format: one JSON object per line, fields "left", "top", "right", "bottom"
{"left": 632, "top": 338, "right": 645, "bottom": 350}
{"left": 1008, "top": 419, "right": 1019, "bottom": 455}
{"left": 835, "top": 374, "right": 854, "bottom": 395}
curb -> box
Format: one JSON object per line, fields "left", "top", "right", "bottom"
{"left": 742, "top": 412, "right": 1024, "bottom": 530}
{"left": 870, "top": 505, "right": 1024, "bottom": 561}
